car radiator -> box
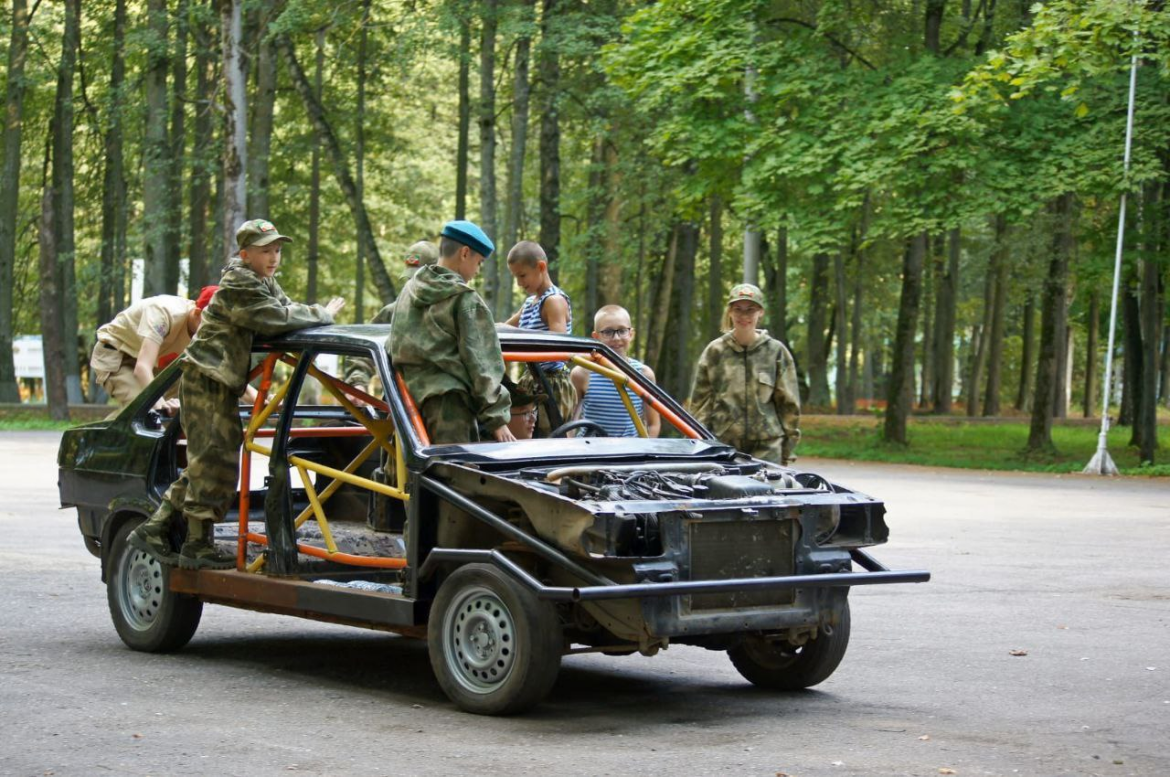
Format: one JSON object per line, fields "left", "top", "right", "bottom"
{"left": 684, "top": 518, "right": 797, "bottom": 612}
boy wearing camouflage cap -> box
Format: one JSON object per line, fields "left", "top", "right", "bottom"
{"left": 389, "top": 220, "right": 515, "bottom": 444}
{"left": 130, "top": 219, "right": 345, "bottom": 570}
{"left": 689, "top": 283, "right": 801, "bottom": 465}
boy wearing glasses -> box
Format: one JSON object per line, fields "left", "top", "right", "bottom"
{"left": 570, "top": 305, "right": 661, "bottom": 437}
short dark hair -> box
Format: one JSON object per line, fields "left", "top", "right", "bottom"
{"left": 439, "top": 236, "right": 463, "bottom": 259}
{"left": 506, "top": 240, "right": 546, "bottom": 267}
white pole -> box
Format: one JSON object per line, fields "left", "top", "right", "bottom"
{"left": 1084, "top": 40, "right": 1139, "bottom": 476}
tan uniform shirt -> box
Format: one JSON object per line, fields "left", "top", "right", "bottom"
{"left": 95, "top": 295, "right": 196, "bottom": 369}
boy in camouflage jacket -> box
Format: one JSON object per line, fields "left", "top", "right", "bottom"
{"left": 130, "top": 219, "right": 345, "bottom": 570}
{"left": 389, "top": 220, "right": 514, "bottom": 444}
{"left": 690, "top": 284, "right": 801, "bottom": 465}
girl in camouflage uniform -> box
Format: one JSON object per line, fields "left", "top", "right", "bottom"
{"left": 689, "top": 284, "right": 801, "bottom": 465}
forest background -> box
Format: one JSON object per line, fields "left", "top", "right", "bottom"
{"left": 1, "top": 0, "right": 1167, "bottom": 464}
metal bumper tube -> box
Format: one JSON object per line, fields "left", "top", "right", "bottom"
{"left": 419, "top": 547, "right": 930, "bottom": 602}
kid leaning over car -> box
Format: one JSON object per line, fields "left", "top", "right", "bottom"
{"left": 130, "top": 219, "right": 345, "bottom": 571}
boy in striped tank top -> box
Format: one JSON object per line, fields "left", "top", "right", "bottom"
{"left": 504, "top": 241, "right": 577, "bottom": 436}
{"left": 570, "top": 305, "right": 661, "bottom": 437}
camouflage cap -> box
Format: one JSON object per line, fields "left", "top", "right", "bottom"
{"left": 236, "top": 219, "right": 292, "bottom": 250}
{"left": 727, "top": 283, "right": 765, "bottom": 308}
{"left": 403, "top": 240, "right": 439, "bottom": 269}
{"left": 503, "top": 376, "right": 545, "bottom": 407}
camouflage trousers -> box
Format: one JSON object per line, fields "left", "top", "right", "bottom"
{"left": 735, "top": 436, "right": 788, "bottom": 466}
{"left": 420, "top": 391, "right": 480, "bottom": 444}
{"left": 519, "top": 367, "right": 577, "bottom": 437}
{"left": 159, "top": 367, "right": 243, "bottom": 523}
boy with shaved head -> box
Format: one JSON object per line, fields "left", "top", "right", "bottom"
{"left": 570, "top": 305, "right": 660, "bottom": 437}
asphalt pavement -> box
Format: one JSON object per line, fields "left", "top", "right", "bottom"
{"left": 1, "top": 431, "right": 1167, "bottom": 777}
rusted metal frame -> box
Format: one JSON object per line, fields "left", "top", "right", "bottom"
{"left": 565, "top": 354, "right": 649, "bottom": 437}
{"left": 243, "top": 530, "right": 407, "bottom": 569}
{"left": 419, "top": 477, "right": 612, "bottom": 587}
{"left": 418, "top": 548, "right": 576, "bottom": 600}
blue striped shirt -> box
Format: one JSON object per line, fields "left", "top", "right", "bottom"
{"left": 518, "top": 285, "right": 572, "bottom": 373}
{"left": 580, "top": 358, "right": 646, "bottom": 437}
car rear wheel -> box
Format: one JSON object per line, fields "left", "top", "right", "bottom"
{"left": 106, "top": 519, "right": 202, "bottom": 652}
{"left": 728, "top": 600, "right": 851, "bottom": 690}
{"left": 428, "top": 563, "right": 562, "bottom": 715}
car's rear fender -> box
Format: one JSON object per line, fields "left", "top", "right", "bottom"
{"left": 99, "top": 497, "right": 157, "bottom": 583}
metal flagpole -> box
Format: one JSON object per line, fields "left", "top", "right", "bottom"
{"left": 1083, "top": 39, "right": 1139, "bottom": 476}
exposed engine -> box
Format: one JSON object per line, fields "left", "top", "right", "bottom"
{"left": 553, "top": 466, "right": 804, "bottom": 502}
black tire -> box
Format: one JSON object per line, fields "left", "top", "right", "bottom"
{"left": 728, "top": 600, "right": 851, "bottom": 690}
{"left": 106, "top": 519, "right": 202, "bottom": 652}
{"left": 428, "top": 563, "right": 562, "bottom": 715}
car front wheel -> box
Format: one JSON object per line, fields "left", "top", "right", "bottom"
{"left": 106, "top": 519, "right": 202, "bottom": 652}
{"left": 428, "top": 563, "right": 562, "bottom": 715}
{"left": 728, "top": 600, "right": 851, "bottom": 690}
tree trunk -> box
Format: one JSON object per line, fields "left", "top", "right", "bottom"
{"left": 1051, "top": 285, "right": 1072, "bottom": 421}
{"left": 537, "top": 0, "right": 559, "bottom": 282}
{"left": 1083, "top": 289, "right": 1099, "bottom": 418}
{"left": 774, "top": 226, "right": 788, "bottom": 344}
{"left": 883, "top": 232, "right": 926, "bottom": 444}
{"left": 598, "top": 142, "right": 623, "bottom": 310}
{"left": 919, "top": 241, "right": 934, "bottom": 408}
{"left": 645, "top": 226, "right": 679, "bottom": 374}
{"left": 277, "top": 34, "right": 396, "bottom": 303}
{"left": 834, "top": 248, "right": 849, "bottom": 414}
{"left": 144, "top": 0, "right": 171, "bottom": 297}
{"left": 584, "top": 137, "right": 604, "bottom": 326}
{"left": 479, "top": 0, "right": 500, "bottom": 316}
{"left": 0, "top": 0, "right": 33, "bottom": 402}
{"left": 706, "top": 196, "right": 723, "bottom": 342}
{"left": 247, "top": 31, "right": 277, "bottom": 219}
{"left": 967, "top": 253, "right": 995, "bottom": 416}
{"left": 503, "top": 0, "right": 533, "bottom": 257}
{"left": 1120, "top": 276, "right": 1140, "bottom": 427}
{"left": 221, "top": 0, "right": 247, "bottom": 251}
{"left": 925, "top": 0, "right": 945, "bottom": 54}
{"left": 806, "top": 252, "right": 831, "bottom": 407}
{"left": 670, "top": 222, "right": 699, "bottom": 398}
{"left": 1016, "top": 293, "right": 1035, "bottom": 411}
{"left": 38, "top": 143, "right": 69, "bottom": 421}
{"left": 166, "top": 0, "right": 188, "bottom": 293}
{"left": 932, "top": 227, "right": 959, "bottom": 413}
{"left": 847, "top": 227, "right": 864, "bottom": 409}
{"left": 53, "top": 0, "right": 82, "bottom": 405}
{"left": 306, "top": 27, "right": 324, "bottom": 304}
{"left": 1160, "top": 316, "right": 1170, "bottom": 409}
{"left": 455, "top": 16, "right": 471, "bottom": 221}
{"left": 983, "top": 214, "right": 1009, "bottom": 416}
{"left": 1138, "top": 238, "right": 1161, "bottom": 463}
{"left": 354, "top": 0, "right": 370, "bottom": 321}
{"left": 188, "top": 6, "right": 214, "bottom": 293}
{"left": 1027, "top": 194, "right": 1072, "bottom": 453}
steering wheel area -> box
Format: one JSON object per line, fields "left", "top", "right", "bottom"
{"left": 548, "top": 419, "right": 609, "bottom": 439}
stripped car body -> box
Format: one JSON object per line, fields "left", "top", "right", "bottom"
{"left": 58, "top": 324, "right": 929, "bottom": 714}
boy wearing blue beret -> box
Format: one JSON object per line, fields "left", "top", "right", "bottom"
{"left": 389, "top": 220, "right": 516, "bottom": 444}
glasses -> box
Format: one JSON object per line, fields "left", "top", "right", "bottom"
{"left": 598, "top": 327, "right": 632, "bottom": 339}
{"left": 511, "top": 408, "right": 538, "bottom": 419}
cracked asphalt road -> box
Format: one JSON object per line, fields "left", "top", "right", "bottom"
{"left": 1, "top": 431, "right": 1167, "bottom": 776}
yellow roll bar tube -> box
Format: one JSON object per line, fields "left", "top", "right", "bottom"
{"left": 567, "top": 355, "right": 649, "bottom": 438}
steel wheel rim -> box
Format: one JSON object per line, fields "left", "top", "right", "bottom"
{"left": 118, "top": 545, "right": 164, "bottom": 631}
{"left": 442, "top": 585, "right": 517, "bottom": 695}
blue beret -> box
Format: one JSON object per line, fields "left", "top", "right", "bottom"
{"left": 441, "top": 220, "right": 495, "bottom": 259}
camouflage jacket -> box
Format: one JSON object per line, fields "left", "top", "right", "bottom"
{"left": 341, "top": 301, "right": 395, "bottom": 389}
{"left": 689, "top": 330, "right": 802, "bottom": 463}
{"left": 184, "top": 260, "right": 334, "bottom": 392}
{"left": 388, "top": 265, "right": 510, "bottom": 432}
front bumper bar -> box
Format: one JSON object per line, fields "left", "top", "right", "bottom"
{"left": 419, "top": 547, "right": 931, "bottom": 602}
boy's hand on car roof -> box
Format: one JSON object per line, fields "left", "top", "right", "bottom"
{"left": 326, "top": 297, "right": 346, "bottom": 316}
{"left": 492, "top": 425, "right": 517, "bottom": 443}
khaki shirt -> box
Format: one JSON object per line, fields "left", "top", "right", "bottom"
{"left": 96, "top": 295, "right": 196, "bottom": 365}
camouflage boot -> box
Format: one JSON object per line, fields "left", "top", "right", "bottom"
{"left": 128, "top": 502, "right": 179, "bottom": 565}
{"left": 178, "top": 518, "right": 236, "bottom": 571}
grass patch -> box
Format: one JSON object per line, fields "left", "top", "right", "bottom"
{"left": 800, "top": 418, "right": 1170, "bottom": 476}
{"left": 0, "top": 417, "right": 87, "bottom": 431}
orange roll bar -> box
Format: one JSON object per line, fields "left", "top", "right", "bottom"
{"left": 503, "top": 351, "right": 577, "bottom": 363}
{"left": 394, "top": 372, "right": 431, "bottom": 446}
{"left": 580, "top": 351, "right": 702, "bottom": 439}
{"left": 238, "top": 354, "right": 280, "bottom": 567}
{"left": 244, "top": 532, "right": 407, "bottom": 569}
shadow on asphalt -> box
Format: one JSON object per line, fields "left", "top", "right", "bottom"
{"left": 151, "top": 630, "right": 834, "bottom": 720}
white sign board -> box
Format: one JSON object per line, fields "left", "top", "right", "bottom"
{"left": 12, "top": 335, "right": 44, "bottom": 379}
